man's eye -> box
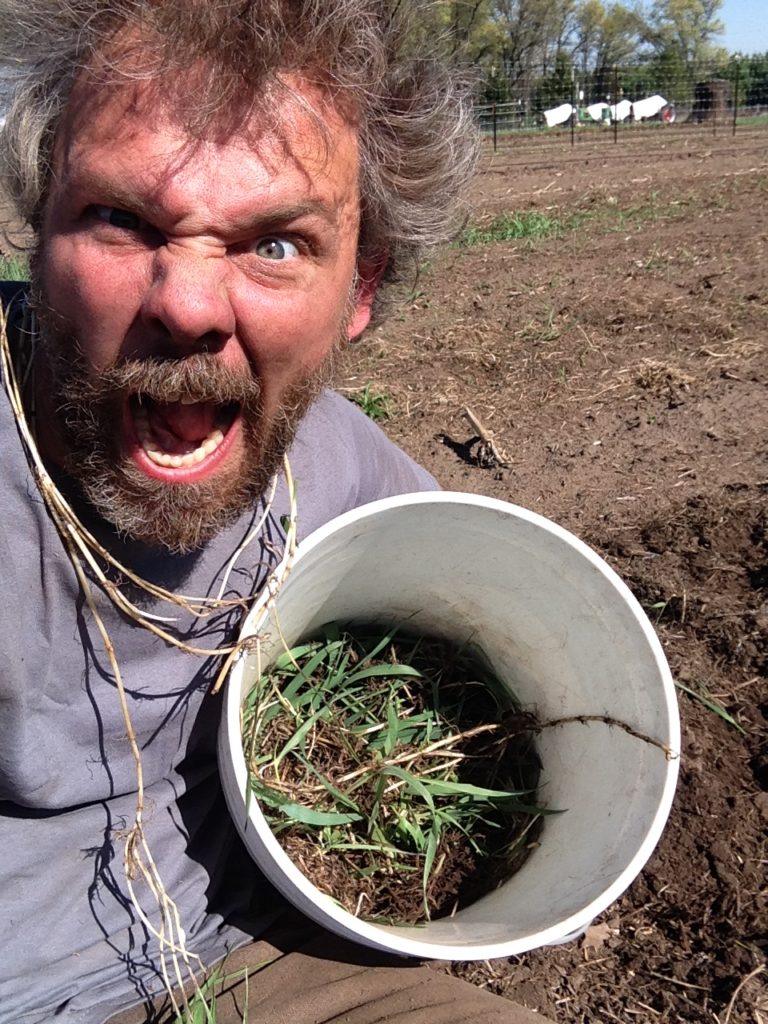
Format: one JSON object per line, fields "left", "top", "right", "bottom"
{"left": 254, "top": 237, "right": 299, "bottom": 261}
{"left": 94, "top": 205, "right": 142, "bottom": 230}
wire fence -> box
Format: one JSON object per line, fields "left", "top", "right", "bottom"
{"left": 475, "top": 57, "right": 768, "bottom": 149}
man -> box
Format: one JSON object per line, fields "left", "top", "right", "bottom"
{"left": 0, "top": 2, "right": 555, "bottom": 1021}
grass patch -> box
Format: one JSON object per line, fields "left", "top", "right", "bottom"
{"left": 347, "top": 383, "right": 391, "bottom": 421}
{"left": 242, "top": 624, "right": 545, "bottom": 924}
{"left": 0, "top": 252, "right": 29, "bottom": 281}
{"left": 459, "top": 192, "right": 695, "bottom": 250}
{"left": 172, "top": 968, "right": 244, "bottom": 1024}
{"left": 735, "top": 113, "right": 768, "bottom": 127}
{"left": 459, "top": 211, "right": 564, "bottom": 246}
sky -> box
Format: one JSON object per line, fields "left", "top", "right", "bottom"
{"left": 717, "top": 0, "right": 768, "bottom": 55}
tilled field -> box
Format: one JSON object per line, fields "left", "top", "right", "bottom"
{"left": 339, "top": 123, "right": 768, "bottom": 1024}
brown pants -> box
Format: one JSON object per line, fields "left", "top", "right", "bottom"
{"left": 107, "top": 922, "right": 554, "bottom": 1024}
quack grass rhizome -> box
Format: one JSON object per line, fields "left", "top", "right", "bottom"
{"left": 241, "top": 625, "right": 545, "bottom": 924}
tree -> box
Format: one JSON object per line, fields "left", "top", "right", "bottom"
{"left": 571, "top": 1, "right": 646, "bottom": 100}
{"left": 454, "top": 0, "right": 751, "bottom": 114}
{"left": 642, "top": 0, "right": 727, "bottom": 65}
{"left": 537, "top": 48, "right": 575, "bottom": 107}
{"left": 443, "top": 0, "right": 499, "bottom": 61}
{"left": 489, "top": 0, "right": 577, "bottom": 84}
{"left": 571, "top": 1, "right": 644, "bottom": 73}
{"left": 715, "top": 52, "right": 768, "bottom": 109}
{"left": 628, "top": 0, "right": 726, "bottom": 102}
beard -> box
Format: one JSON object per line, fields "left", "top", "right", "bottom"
{"left": 36, "top": 316, "right": 334, "bottom": 554}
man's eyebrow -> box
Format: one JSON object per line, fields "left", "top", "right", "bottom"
{"left": 246, "top": 200, "right": 341, "bottom": 228}
{"left": 68, "top": 167, "right": 343, "bottom": 227}
{"left": 66, "top": 169, "right": 162, "bottom": 217}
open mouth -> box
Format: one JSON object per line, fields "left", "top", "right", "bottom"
{"left": 128, "top": 394, "right": 240, "bottom": 473}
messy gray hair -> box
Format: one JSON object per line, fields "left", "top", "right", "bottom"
{"left": 0, "top": 0, "right": 479, "bottom": 293}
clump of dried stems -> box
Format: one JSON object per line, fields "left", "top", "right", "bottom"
{"left": 0, "top": 309, "right": 297, "bottom": 1019}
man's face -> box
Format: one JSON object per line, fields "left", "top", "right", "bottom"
{"left": 35, "top": 76, "right": 377, "bottom": 552}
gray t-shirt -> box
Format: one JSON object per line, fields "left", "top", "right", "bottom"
{"left": 0, "top": 331, "right": 437, "bottom": 1023}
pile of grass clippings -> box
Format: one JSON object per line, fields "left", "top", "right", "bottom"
{"left": 242, "top": 624, "right": 546, "bottom": 924}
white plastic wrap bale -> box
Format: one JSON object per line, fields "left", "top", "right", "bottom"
{"left": 632, "top": 95, "right": 668, "bottom": 121}
{"left": 544, "top": 102, "right": 573, "bottom": 128}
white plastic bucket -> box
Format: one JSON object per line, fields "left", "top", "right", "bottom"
{"left": 218, "top": 492, "right": 680, "bottom": 961}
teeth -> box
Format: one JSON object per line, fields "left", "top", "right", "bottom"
{"left": 202, "top": 430, "right": 224, "bottom": 454}
{"left": 134, "top": 408, "right": 227, "bottom": 469}
{"left": 179, "top": 396, "right": 197, "bottom": 405}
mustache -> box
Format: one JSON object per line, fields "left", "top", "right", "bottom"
{"left": 58, "top": 353, "right": 263, "bottom": 408}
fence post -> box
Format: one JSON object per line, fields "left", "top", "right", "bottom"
{"left": 732, "top": 61, "right": 740, "bottom": 137}
{"left": 492, "top": 103, "right": 497, "bottom": 152}
{"left": 713, "top": 75, "right": 717, "bottom": 138}
{"left": 571, "top": 69, "right": 576, "bottom": 147}
{"left": 613, "top": 65, "right": 619, "bottom": 144}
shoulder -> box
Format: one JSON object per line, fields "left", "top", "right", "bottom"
{"left": 286, "top": 390, "right": 438, "bottom": 537}
{"left": 297, "top": 389, "right": 438, "bottom": 494}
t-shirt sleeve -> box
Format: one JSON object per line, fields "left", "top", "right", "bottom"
{"left": 286, "top": 390, "right": 439, "bottom": 538}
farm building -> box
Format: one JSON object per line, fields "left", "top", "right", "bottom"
{"left": 691, "top": 78, "right": 732, "bottom": 122}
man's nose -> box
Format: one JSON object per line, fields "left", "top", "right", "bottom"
{"left": 140, "top": 247, "right": 236, "bottom": 353}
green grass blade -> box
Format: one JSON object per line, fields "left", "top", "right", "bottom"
{"left": 278, "top": 803, "right": 363, "bottom": 826}
{"left": 280, "top": 643, "right": 344, "bottom": 702}
{"left": 383, "top": 765, "right": 436, "bottom": 811}
{"left": 383, "top": 699, "right": 401, "bottom": 756}
{"left": 420, "top": 779, "right": 532, "bottom": 800}
{"left": 273, "top": 708, "right": 328, "bottom": 764}
{"left": 345, "top": 663, "right": 423, "bottom": 684}
{"left": 304, "top": 764, "right": 363, "bottom": 813}
{"left": 675, "top": 681, "right": 746, "bottom": 734}
{"left": 391, "top": 806, "right": 428, "bottom": 851}
{"left": 270, "top": 642, "right": 320, "bottom": 671}
{"left": 421, "top": 823, "right": 440, "bottom": 917}
{"left": 352, "top": 625, "right": 400, "bottom": 665}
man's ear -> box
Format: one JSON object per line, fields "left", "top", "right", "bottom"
{"left": 346, "top": 257, "right": 388, "bottom": 341}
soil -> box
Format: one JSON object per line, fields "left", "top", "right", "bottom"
{"left": 335, "top": 124, "right": 768, "bottom": 1023}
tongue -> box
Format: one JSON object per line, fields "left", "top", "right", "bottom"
{"left": 149, "top": 400, "right": 219, "bottom": 444}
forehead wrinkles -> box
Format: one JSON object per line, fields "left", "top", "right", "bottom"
{"left": 53, "top": 71, "right": 362, "bottom": 219}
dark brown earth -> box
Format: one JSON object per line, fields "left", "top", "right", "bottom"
{"left": 337, "top": 124, "right": 768, "bottom": 1024}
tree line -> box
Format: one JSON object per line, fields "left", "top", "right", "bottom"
{"left": 417, "top": 0, "right": 768, "bottom": 109}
